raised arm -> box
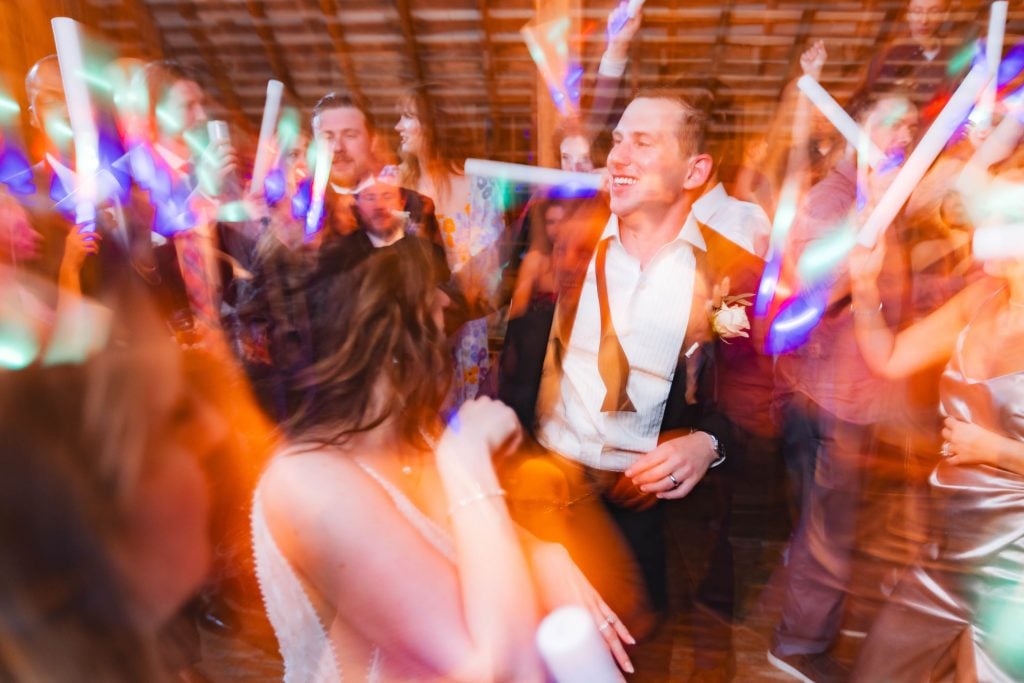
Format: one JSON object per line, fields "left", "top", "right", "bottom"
{"left": 849, "top": 242, "right": 996, "bottom": 378}
{"left": 587, "top": 1, "right": 643, "bottom": 139}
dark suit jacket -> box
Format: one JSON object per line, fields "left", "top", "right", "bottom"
{"left": 314, "top": 228, "right": 476, "bottom": 337}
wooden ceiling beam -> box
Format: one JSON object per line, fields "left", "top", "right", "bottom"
{"left": 777, "top": 8, "right": 818, "bottom": 81}
{"left": 477, "top": 0, "right": 500, "bottom": 155}
{"left": 175, "top": 0, "right": 254, "bottom": 135}
{"left": 119, "top": 0, "right": 170, "bottom": 59}
{"left": 707, "top": 1, "right": 736, "bottom": 93}
{"left": 393, "top": 0, "right": 429, "bottom": 85}
{"left": 243, "top": 0, "right": 301, "bottom": 101}
{"left": 312, "top": 0, "right": 366, "bottom": 106}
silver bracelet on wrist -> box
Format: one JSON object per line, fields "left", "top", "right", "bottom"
{"left": 448, "top": 488, "right": 507, "bottom": 517}
{"left": 851, "top": 301, "right": 883, "bottom": 318}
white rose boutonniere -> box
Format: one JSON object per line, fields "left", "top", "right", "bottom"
{"left": 712, "top": 301, "right": 751, "bottom": 339}
{"left": 707, "top": 276, "right": 752, "bottom": 341}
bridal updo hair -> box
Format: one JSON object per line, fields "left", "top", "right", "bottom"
{"left": 284, "top": 239, "right": 452, "bottom": 450}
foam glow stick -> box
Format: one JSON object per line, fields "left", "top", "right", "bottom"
{"left": 973, "top": 222, "right": 1024, "bottom": 260}
{"left": 797, "top": 75, "right": 884, "bottom": 169}
{"left": 626, "top": 0, "right": 645, "bottom": 17}
{"left": 536, "top": 606, "right": 623, "bottom": 683}
{"left": 250, "top": 79, "right": 284, "bottom": 198}
{"left": 857, "top": 63, "right": 992, "bottom": 248}
{"left": 522, "top": 20, "right": 575, "bottom": 116}
{"left": 305, "top": 136, "right": 331, "bottom": 237}
{"left": 52, "top": 18, "right": 99, "bottom": 229}
{"left": 465, "top": 159, "right": 602, "bottom": 190}
{"left": 980, "top": 1, "right": 1009, "bottom": 126}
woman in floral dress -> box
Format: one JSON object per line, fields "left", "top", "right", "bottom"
{"left": 395, "top": 84, "right": 507, "bottom": 407}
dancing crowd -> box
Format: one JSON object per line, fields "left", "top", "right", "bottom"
{"left": 3, "top": 0, "right": 1024, "bottom": 681}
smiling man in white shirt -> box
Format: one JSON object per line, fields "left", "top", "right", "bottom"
{"left": 526, "top": 93, "right": 736, "bottom": 642}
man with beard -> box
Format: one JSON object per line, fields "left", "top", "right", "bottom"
{"left": 314, "top": 170, "right": 469, "bottom": 338}
{"left": 308, "top": 92, "right": 439, "bottom": 245}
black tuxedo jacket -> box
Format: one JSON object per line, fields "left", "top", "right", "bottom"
{"left": 314, "top": 228, "right": 478, "bottom": 337}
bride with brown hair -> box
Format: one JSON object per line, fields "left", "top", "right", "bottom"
{"left": 252, "top": 242, "right": 634, "bottom": 682}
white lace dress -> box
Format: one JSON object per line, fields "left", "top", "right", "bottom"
{"left": 251, "top": 459, "right": 455, "bottom": 683}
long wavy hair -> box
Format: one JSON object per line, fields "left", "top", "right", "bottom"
{"left": 283, "top": 240, "right": 452, "bottom": 450}
{"left": 396, "top": 84, "right": 468, "bottom": 204}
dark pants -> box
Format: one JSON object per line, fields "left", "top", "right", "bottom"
{"left": 773, "top": 394, "right": 872, "bottom": 657}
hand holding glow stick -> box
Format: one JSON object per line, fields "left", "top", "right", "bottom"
{"left": 797, "top": 75, "right": 884, "bottom": 169}
{"left": 305, "top": 136, "right": 331, "bottom": 237}
{"left": 857, "top": 63, "right": 992, "bottom": 247}
{"left": 536, "top": 606, "right": 624, "bottom": 683}
{"left": 52, "top": 17, "right": 99, "bottom": 229}
{"left": 465, "top": 159, "right": 602, "bottom": 190}
{"left": 250, "top": 79, "right": 284, "bottom": 198}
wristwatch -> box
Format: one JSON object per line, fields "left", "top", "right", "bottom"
{"left": 704, "top": 432, "right": 726, "bottom": 469}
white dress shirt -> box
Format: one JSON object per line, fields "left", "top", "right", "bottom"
{"left": 692, "top": 182, "right": 772, "bottom": 259}
{"left": 536, "top": 213, "right": 707, "bottom": 471}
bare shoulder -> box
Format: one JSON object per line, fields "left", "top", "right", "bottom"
{"left": 951, "top": 276, "right": 1004, "bottom": 319}
{"left": 258, "top": 445, "right": 387, "bottom": 558}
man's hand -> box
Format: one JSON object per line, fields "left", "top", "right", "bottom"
{"left": 625, "top": 431, "right": 717, "bottom": 500}
{"left": 197, "top": 138, "right": 242, "bottom": 199}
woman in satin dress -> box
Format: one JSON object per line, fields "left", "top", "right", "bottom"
{"left": 848, "top": 171, "right": 1024, "bottom": 681}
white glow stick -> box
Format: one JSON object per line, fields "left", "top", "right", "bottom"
{"left": 305, "top": 136, "right": 331, "bottom": 236}
{"left": 52, "top": 18, "right": 99, "bottom": 229}
{"left": 626, "top": 0, "right": 646, "bottom": 18}
{"left": 250, "top": 79, "right": 284, "bottom": 197}
{"left": 973, "top": 222, "right": 1024, "bottom": 260}
{"left": 536, "top": 606, "right": 623, "bottom": 683}
{"left": 465, "top": 159, "right": 602, "bottom": 190}
{"left": 797, "top": 75, "right": 884, "bottom": 169}
{"left": 857, "top": 63, "right": 992, "bottom": 247}
{"left": 980, "top": 1, "right": 1009, "bottom": 126}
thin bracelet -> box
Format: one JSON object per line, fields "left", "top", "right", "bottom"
{"left": 850, "top": 300, "right": 883, "bottom": 317}
{"left": 448, "top": 488, "right": 507, "bottom": 517}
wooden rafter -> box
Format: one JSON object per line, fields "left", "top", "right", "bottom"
{"left": 175, "top": 0, "right": 253, "bottom": 135}
{"left": 848, "top": 3, "right": 900, "bottom": 78}
{"left": 477, "top": 0, "right": 499, "bottom": 155}
{"left": 778, "top": 8, "right": 818, "bottom": 81}
{"left": 313, "top": 0, "right": 365, "bottom": 105}
{"left": 393, "top": 0, "right": 429, "bottom": 86}
{"left": 707, "top": 0, "right": 736, "bottom": 90}
{"left": 244, "top": 0, "right": 301, "bottom": 101}
{"left": 121, "top": 0, "right": 170, "bottom": 59}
